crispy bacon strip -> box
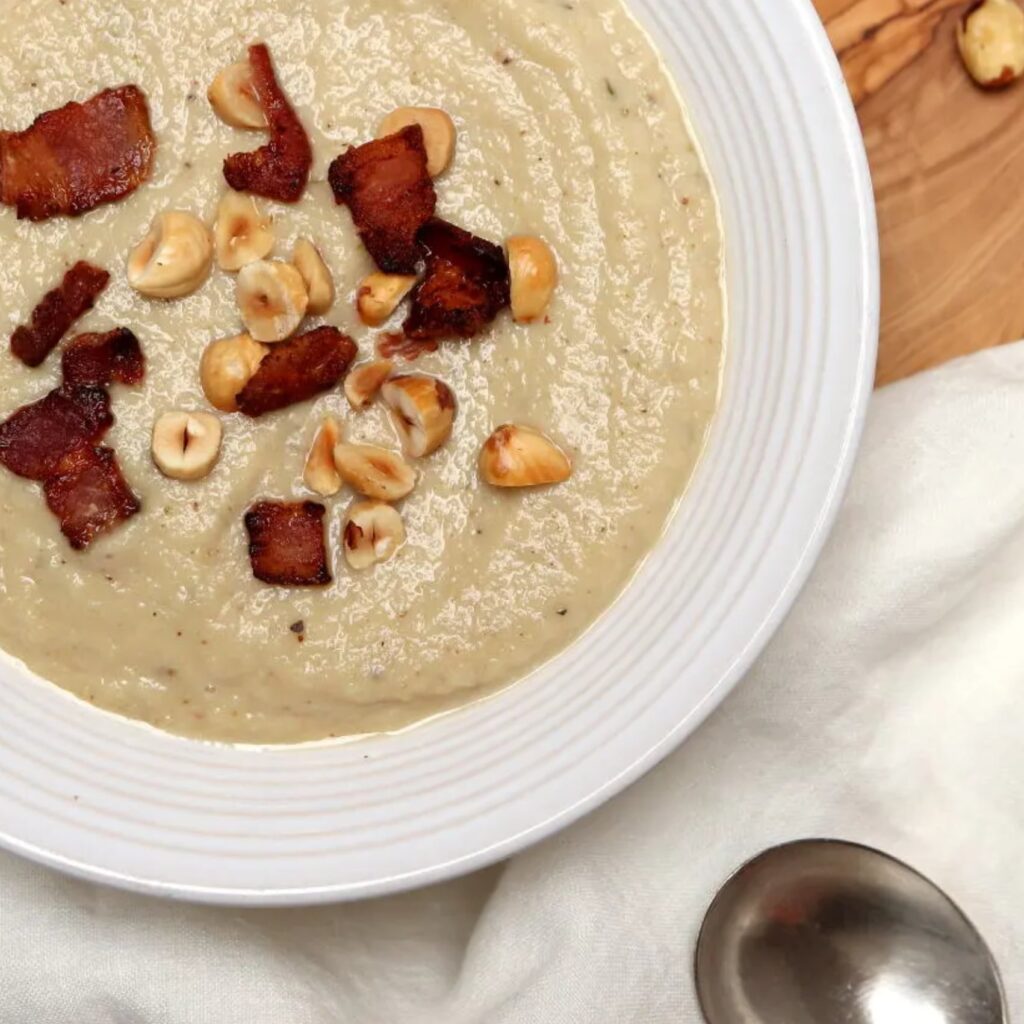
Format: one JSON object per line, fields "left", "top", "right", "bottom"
{"left": 244, "top": 501, "right": 331, "bottom": 586}
{"left": 11, "top": 261, "right": 110, "bottom": 368}
{"left": 0, "top": 86, "right": 155, "bottom": 222}
{"left": 328, "top": 125, "right": 437, "bottom": 274}
{"left": 0, "top": 386, "right": 113, "bottom": 480}
{"left": 237, "top": 326, "right": 357, "bottom": 418}
{"left": 223, "top": 44, "right": 313, "bottom": 203}
{"left": 43, "top": 444, "right": 140, "bottom": 550}
{"left": 61, "top": 328, "right": 144, "bottom": 387}
{"left": 404, "top": 219, "right": 511, "bottom": 341}
{"left": 376, "top": 331, "right": 439, "bottom": 363}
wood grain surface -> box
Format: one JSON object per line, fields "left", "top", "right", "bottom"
{"left": 815, "top": 0, "right": 1024, "bottom": 385}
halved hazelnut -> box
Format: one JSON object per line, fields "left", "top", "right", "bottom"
{"left": 151, "top": 411, "right": 223, "bottom": 481}
{"left": 200, "top": 332, "right": 268, "bottom": 412}
{"left": 236, "top": 259, "right": 309, "bottom": 343}
{"left": 333, "top": 443, "right": 416, "bottom": 501}
{"left": 957, "top": 0, "right": 1024, "bottom": 87}
{"left": 381, "top": 375, "right": 456, "bottom": 458}
{"left": 343, "top": 501, "right": 406, "bottom": 570}
{"left": 215, "top": 191, "right": 275, "bottom": 272}
{"left": 479, "top": 424, "right": 572, "bottom": 488}
{"left": 507, "top": 235, "right": 559, "bottom": 324}
{"left": 208, "top": 60, "right": 268, "bottom": 130}
{"left": 377, "top": 107, "right": 456, "bottom": 177}
{"left": 127, "top": 211, "right": 214, "bottom": 300}
{"left": 303, "top": 416, "right": 343, "bottom": 497}
{"left": 356, "top": 272, "right": 418, "bottom": 327}
{"left": 293, "top": 238, "right": 335, "bottom": 315}
{"left": 345, "top": 359, "right": 395, "bottom": 410}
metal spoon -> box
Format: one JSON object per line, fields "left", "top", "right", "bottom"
{"left": 695, "top": 839, "right": 1006, "bottom": 1024}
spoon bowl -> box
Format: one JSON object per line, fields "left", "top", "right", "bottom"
{"left": 695, "top": 839, "right": 1006, "bottom": 1024}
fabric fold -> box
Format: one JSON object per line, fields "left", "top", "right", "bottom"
{"left": 3, "top": 343, "right": 1023, "bottom": 1022}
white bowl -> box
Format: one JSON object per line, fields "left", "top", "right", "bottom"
{"left": 0, "top": 0, "right": 878, "bottom": 904}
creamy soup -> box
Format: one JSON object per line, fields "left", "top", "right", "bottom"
{"left": 0, "top": 0, "right": 723, "bottom": 743}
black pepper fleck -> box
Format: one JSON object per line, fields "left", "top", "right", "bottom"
{"left": 290, "top": 620, "right": 305, "bottom": 635}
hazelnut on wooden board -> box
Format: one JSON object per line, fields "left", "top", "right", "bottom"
{"left": 151, "top": 411, "right": 223, "bottom": 481}
{"left": 127, "top": 212, "right": 213, "bottom": 299}
{"left": 507, "top": 236, "right": 558, "bottom": 323}
{"left": 215, "top": 191, "right": 274, "bottom": 272}
{"left": 377, "top": 107, "right": 456, "bottom": 177}
{"left": 293, "top": 239, "right": 335, "bottom": 315}
{"left": 237, "top": 259, "right": 309, "bottom": 342}
{"left": 957, "top": 0, "right": 1024, "bottom": 87}
{"left": 479, "top": 424, "right": 572, "bottom": 488}
{"left": 208, "top": 60, "right": 268, "bottom": 130}
{"left": 343, "top": 501, "right": 406, "bottom": 570}
{"left": 303, "top": 416, "right": 343, "bottom": 497}
{"left": 345, "top": 359, "right": 395, "bottom": 410}
{"left": 356, "top": 272, "right": 419, "bottom": 327}
{"left": 333, "top": 443, "right": 417, "bottom": 501}
{"left": 381, "top": 375, "right": 456, "bottom": 458}
{"left": 200, "top": 332, "right": 268, "bottom": 412}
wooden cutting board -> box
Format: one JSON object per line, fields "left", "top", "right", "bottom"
{"left": 814, "top": 0, "right": 1024, "bottom": 385}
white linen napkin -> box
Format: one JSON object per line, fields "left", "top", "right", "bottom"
{"left": 2, "top": 342, "right": 1023, "bottom": 1023}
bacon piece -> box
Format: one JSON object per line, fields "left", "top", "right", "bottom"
{"left": 223, "top": 44, "right": 313, "bottom": 203}
{"left": 0, "top": 86, "right": 155, "bottom": 222}
{"left": 0, "top": 386, "right": 113, "bottom": 481}
{"left": 328, "top": 125, "right": 437, "bottom": 274}
{"left": 244, "top": 500, "right": 331, "bottom": 586}
{"left": 11, "top": 261, "right": 110, "bottom": 368}
{"left": 61, "top": 328, "right": 144, "bottom": 387}
{"left": 376, "top": 331, "right": 439, "bottom": 363}
{"left": 43, "top": 444, "right": 140, "bottom": 550}
{"left": 404, "top": 220, "right": 511, "bottom": 341}
{"left": 237, "top": 326, "right": 357, "bottom": 418}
